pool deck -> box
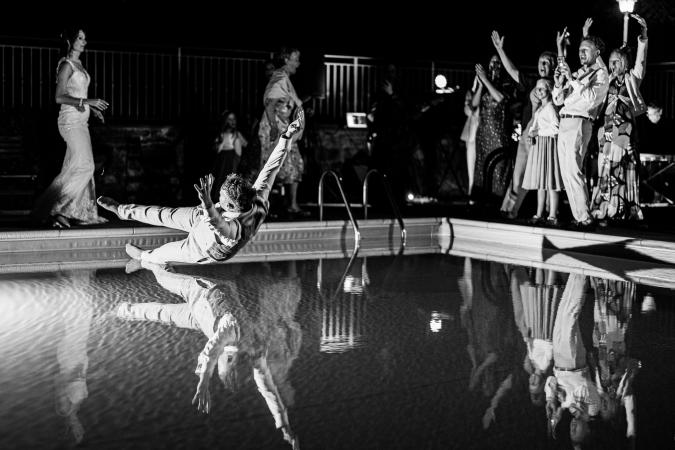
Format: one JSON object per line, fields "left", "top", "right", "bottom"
{"left": 1, "top": 216, "right": 675, "bottom": 288}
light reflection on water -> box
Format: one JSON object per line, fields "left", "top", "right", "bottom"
{"left": 0, "top": 254, "right": 673, "bottom": 449}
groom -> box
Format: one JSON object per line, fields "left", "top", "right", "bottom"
{"left": 98, "top": 111, "right": 304, "bottom": 271}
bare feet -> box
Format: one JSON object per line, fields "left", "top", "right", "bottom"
{"left": 97, "top": 196, "right": 121, "bottom": 218}
{"left": 125, "top": 243, "right": 143, "bottom": 259}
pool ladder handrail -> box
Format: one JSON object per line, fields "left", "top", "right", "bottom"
{"left": 362, "top": 169, "right": 407, "bottom": 246}
{"left": 318, "top": 170, "right": 361, "bottom": 246}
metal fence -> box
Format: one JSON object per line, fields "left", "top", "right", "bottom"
{"left": 2, "top": 43, "right": 675, "bottom": 123}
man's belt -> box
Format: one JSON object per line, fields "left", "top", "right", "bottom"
{"left": 560, "top": 114, "right": 592, "bottom": 121}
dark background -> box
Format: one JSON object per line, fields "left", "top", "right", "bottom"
{"left": 4, "top": 0, "right": 675, "bottom": 63}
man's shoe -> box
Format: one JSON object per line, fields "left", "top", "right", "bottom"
{"left": 97, "top": 196, "right": 121, "bottom": 218}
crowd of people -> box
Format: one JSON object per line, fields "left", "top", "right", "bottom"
{"left": 461, "top": 14, "right": 658, "bottom": 229}
{"left": 28, "top": 13, "right": 668, "bottom": 237}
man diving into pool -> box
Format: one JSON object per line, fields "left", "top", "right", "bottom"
{"left": 97, "top": 110, "right": 304, "bottom": 272}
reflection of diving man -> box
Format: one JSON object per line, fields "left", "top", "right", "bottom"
{"left": 116, "top": 262, "right": 301, "bottom": 449}
{"left": 55, "top": 271, "right": 94, "bottom": 446}
{"left": 544, "top": 273, "right": 599, "bottom": 447}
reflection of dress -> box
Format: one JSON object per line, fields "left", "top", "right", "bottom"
{"left": 32, "top": 58, "right": 106, "bottom": 224}
{"left": 474, "top": 87, "right": 510, "bottom": 196}
{"left": 258, "top": 69, "right": 304, "bottom": 184}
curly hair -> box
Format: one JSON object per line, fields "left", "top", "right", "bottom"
{"left": 220, "top": 173, "right": 256, "bottom": 212}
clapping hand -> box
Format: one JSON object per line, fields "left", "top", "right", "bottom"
{"left": 475, "top": 64, "right": 488, "bottom": 83}
{"left": 194, "top": 174, "right": 215, "bottom": 209}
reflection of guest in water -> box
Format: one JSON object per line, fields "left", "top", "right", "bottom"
{"left": 116, "top": 262, "right": 301, "bottom": 448}
{"left": 458, "top": 258, "right": 522, "bottom": 428}
{"left": 590, "top": 277, "right": 640, "bottom": 440}
{"left": 212, "top": 110, "right": 248, "bottom": 201}
{"left": 54, "top": 271, "right": 94, "bottom": 445}
{"left": 544, "top": 273, "right": 599, "bottom": 448}
{"left": 508, "top": 266, "right": 566, "bottom": 407}
{"left": 472, "top": 56, "right": 512, "bottom": 202}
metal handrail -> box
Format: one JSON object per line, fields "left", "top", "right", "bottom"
{"left": 362, "top": 169, "right": 407, "bottom": 245}
{"left": 318, "top": 170, "right": 361, "bottom": 245}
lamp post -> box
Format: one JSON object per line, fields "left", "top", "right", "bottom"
{"left": 618, "top": 0, "right": 637, "bottom": 45}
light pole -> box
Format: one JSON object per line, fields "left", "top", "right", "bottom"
{"left": 617, "top": 0, "right": 637, "bottom": 45}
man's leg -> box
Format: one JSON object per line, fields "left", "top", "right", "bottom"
{"left": 558, "top": 118, "right": 592, "bottom": 223}
{"left": 116, "top": 302, "right": 200, "bottom": 330}
{"left": 98, "top": 197, "right": 200, "bottom": 233}
{"left": 552, "top": 273, "right": 589, "bottom": 369}
{"left": 139, "top": 233, "right": 210, "bottom": 265}
{"left": 501, "top": 138, "right": 530, "bottom": 217}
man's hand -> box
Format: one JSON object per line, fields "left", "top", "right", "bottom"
{"left": 582, "top": 18, "right": 593, "bottom": 38}
{"left": 382, "top": 80, "right": 394, "bottom": 96}
{"left": 491, "top": 31, "right": 504, "bottom": 52}
{"left": 194, "top": 174, "right": 214, "bottom": 209}
{"left": 192, "top": 378, "right": 212, "bottom": 414}
{"left": 283, "top": 109, "right": 304, "bottom": 139}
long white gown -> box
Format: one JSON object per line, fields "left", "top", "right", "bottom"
{"left": 32, "top": 58, "right": 106, "bottom": 225}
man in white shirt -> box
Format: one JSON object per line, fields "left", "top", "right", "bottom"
{"left": 98, "top": 112, "right": 303, "bottom": 271}
{"left": 552, "top": 36, "right": 609, "bottom": 227}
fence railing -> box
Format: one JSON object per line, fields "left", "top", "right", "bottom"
{"left": 2, "top": 43, "right": 675, "bottom": 123}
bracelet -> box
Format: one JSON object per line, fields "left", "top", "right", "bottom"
{"left": 78, "top": 98, "right": 84, "bottom": 108}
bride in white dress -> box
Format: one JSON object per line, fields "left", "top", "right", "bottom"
{"left": 31, "top": 28, "right": 109, "bottom": 228}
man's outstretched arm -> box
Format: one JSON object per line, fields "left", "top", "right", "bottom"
{"left": 254, "top": 111, "right": 304, "bottom": 202}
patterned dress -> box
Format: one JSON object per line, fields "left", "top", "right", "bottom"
{"left": 590, "top": 77, "right": 643, "bottom": 220}
{"left": 258, "top": 69, "right": 304, "bottom": 184}
{"left": 474, "top": 86, "right": 511, "bottom": 198}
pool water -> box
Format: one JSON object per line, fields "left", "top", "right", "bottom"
{"left": 0, "top": 253, "right": 673, "bottom": 449}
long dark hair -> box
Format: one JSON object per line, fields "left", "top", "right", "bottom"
{"left": 59, "top": 27, "right": 84, "bottom": 57}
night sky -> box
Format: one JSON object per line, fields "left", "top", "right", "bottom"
{"left": 5, "top": 0, "right": 675, "bottom": 63}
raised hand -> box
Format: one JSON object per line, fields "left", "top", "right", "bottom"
{"left": 491, "top": 31, "right": 504, "bottom": 51}
{"left": 194, "top": 173, "right": 215, "bottom": 209}
{"left": 382, "top": 80, "right": 394, "bottom": 96}
{"left": 284, "top": 109, "right": 304, "bottom": 138}
{"left": 556, "top": 27, "right": 569, "bottom": 55}
{"left": 631, "top": 13, "right": 648, "bottom": 38}
{"left": 582, "top": 17, "right": 593, "bottom": 38}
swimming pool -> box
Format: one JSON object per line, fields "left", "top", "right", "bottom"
{"left": 0, "top": 251, "right": 672, "bottom": 449}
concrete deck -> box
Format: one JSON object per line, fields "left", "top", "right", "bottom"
{"left": 1, "top": 216, "right": 675, "bottom": 288}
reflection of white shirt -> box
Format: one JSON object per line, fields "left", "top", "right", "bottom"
{"left": 545, "top": 370, "right": 600, "bottom": 417}
{"left": 529, "top": 339, "right": 553, "bottom": 372}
